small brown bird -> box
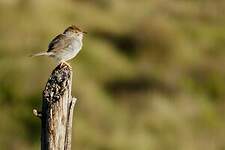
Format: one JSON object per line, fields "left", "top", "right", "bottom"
{"left": 31, "top": 25, "right": 87, "bottom": 67}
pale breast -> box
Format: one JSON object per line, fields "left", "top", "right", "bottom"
{"left": 71, "top": 39, "right": 82, "bottom": 52}
{"left": 56, "top": 39, "right": 82, "bottom": 62}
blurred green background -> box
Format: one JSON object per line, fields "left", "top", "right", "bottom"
{"left": 0, "top": 0, "right": 225, "bottom": 149}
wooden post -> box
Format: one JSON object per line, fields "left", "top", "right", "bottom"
{"left": 33, "top": 63, "right": 77, "bottom": 150}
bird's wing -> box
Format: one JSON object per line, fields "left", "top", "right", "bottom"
{"left": 47, "top": 34, "right": 72, "bottom": 53}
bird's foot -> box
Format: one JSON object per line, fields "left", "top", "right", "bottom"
{"left": 61, "top": 61, "right": 72, "bottom": 70}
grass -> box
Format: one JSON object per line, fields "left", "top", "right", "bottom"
{"left": 0, "top": 0, "right": 225, "bottom": 149}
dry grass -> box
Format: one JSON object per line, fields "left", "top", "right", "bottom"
{"left": 0, "top": 0, "right": 225, "bottom": 149}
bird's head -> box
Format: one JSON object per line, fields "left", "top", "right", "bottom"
{"left": 63, "top": 25, "right": 87, "bottom": 40}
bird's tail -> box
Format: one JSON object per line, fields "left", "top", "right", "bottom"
{"left": 30, "top": 52, "right": 50, "bottom": 57}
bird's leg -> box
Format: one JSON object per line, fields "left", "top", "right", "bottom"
{"left": 59, "top": 62, "right": 64, "bottom": 68}
{"left": 57, "top": 60, "right": 64, "bottom": 68}
{"left": 63, "top": 61, "right": 72, "bottom": 69}
{"left": 57, "top": 60, "right": 72, "bottom": 69}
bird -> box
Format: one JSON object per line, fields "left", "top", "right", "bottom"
{"left": 31, "top": 25, "right": 87, "bottom": 68}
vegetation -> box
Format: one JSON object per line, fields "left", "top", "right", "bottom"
{"left": 0, "top": 0, "right": 225, "bottom": 149}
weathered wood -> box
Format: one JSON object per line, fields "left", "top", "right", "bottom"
{"left": 33, "top": 63, "right": 76, "bottom": 150}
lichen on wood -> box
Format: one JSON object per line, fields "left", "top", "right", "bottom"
{"left": 33, "top": 63, "right": 76, "bottom": 150}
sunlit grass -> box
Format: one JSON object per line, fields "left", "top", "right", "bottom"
{"left": 0, "top": 0, "right": 225, "bottom": 150}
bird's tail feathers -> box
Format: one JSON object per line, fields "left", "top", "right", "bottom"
{"left": 30, "top": 52, "right": 50, "bottom": 57}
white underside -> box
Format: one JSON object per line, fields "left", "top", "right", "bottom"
{"left": 53, "top": 39, "right": 82, "bottom": 63}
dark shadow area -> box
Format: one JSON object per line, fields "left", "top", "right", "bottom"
{"left": 105, "top": 75, "right": 177, "bottom": 98}
{"left": 92, "top": 30, "right": 138, "bottom": 57}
